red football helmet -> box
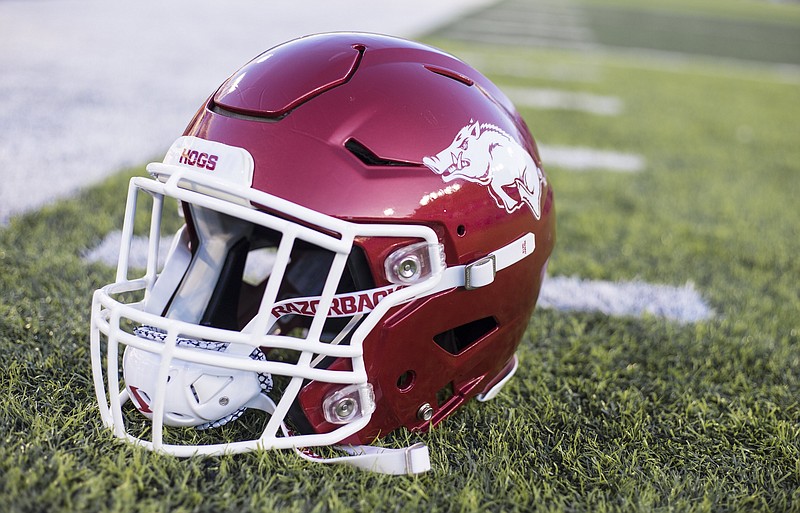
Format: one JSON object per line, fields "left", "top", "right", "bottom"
{"left": 90, "top": 32, "right": 555, "bottom": 474}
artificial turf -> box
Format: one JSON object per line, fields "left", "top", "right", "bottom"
{"left": 1, "top": 1, "right": 798, "bottom": 511}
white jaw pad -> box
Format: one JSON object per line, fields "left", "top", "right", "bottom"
{"left": 123, "top": 326, "right": 270, "bottom": 429}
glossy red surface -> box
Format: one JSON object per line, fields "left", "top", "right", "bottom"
{"left": 182, "top": 33, "right": 556, "bottom": 443}
{"left": 213, "top": 34, "right": 363, "bottom": 117}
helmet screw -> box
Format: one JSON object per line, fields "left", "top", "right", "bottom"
{"left": 417, "top": 403, "right": 434, "bottom": 421}
{"left": 219, "top": 397, "right": 229, "bottom": 406}
{"left": 398, "top": 257, "right": 420, "bottom": 280}
{"left": 335, "top": 397, "right": 357, "bottom": 420}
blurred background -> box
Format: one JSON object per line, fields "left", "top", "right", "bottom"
{"left": 0, "top": 0, "right": 493, "bottom": 224}
{"left": 1, "top": 0, "right": 797, "bottom": 224}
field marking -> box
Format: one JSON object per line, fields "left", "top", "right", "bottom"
{"left": 539, "top": 275, "right": 714, "bottom": 323}
{"left": 503, "top": 86, "right": 623, "bottom": 116}
{"left": 436, "top": 0, "right": 595, "bottom": 50}
{"left": 83, "top": 231, "right": 174, "bottom": 271}
{"left": 538, "top": 145, "right": 645, "bottom": 172}
{"left": 85, "top": 232, "right": 712, "bottom": 323}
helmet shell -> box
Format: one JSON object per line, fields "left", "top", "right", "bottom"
{"left": 182, "top": 32, "right": 555, "bottom": 443}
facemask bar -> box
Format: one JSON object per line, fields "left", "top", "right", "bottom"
{"left": 91, "top": 165, "right": 445, "bottom": 457}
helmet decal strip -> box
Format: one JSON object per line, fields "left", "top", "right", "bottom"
{"left": 268, "top": 284, "right": 405, "bottom": 322}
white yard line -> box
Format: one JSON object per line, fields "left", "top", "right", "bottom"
{"left": 539, "top": 275, "right": 714, "bottom": 323}
{"left": 83, "top": 232, "right": 173, "bottom": 272}
{"left": 504, "top": 86, "right": 623, "bottom": 116}
{"left": 538, "top": 145, "right": 645, "bottom": 172}
{"left": 84, "top": 233, "right": 713, "bottom": 324}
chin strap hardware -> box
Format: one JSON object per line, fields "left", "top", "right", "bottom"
{"left": 294, "top": 442, "right": 431, "bottom": 475}
{"left": 257, "top": 395, "right": 431, "bottom": 475}
{"left": 464, "top": 254, "right": 496, "bottom": 290}
{"left": 434, "top": 232, "right": 536, "bottom": 293}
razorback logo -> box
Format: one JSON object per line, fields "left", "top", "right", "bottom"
{"left": 422, "top": 121, "right": 545, "bottom": 219}
{"left": 179, "top": 148, "right": 219, "bottom": 171}
{"left": 270, "top": 284, "right": 404, "bottom": 320}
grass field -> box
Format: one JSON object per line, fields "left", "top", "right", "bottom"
{"left": 1, "top": 1, "right": 799, "bottom": 512}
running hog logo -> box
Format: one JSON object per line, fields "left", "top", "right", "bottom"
{"left": 422, "top": 121, "right": 545, "bottom": 219}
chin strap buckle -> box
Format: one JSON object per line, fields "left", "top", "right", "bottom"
{"left": 433, "top": 232, "right": 536, "bottom": 293}
{"left": 464, "top": 254, "right": 497, "bottom": 290}
{"left": 462, "top": 232, "right": 535, "bottom": 290}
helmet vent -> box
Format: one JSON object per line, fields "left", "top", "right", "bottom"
{"left": 424, "top": 65, "right": 474, "bottom": 86}
{"left": 433, "top": 317, "right": 498, "bottom": 356}
{"left": 345, "top": 138, "right": 423, "bottom": 168}
{"left": 209, "top": 101, "right": 288, "bottom": 122}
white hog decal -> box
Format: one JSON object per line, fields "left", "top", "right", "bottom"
{"left": 422, "top": 121, "right": 545, "bottom": 219}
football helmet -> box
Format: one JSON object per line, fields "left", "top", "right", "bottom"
{"left": 90, "top": 32, "right": 555, "bottom": 474}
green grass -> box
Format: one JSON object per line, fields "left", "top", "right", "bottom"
{"left": 2, "top": 3, "right": 800, "bottom": 512}
{"left": 584, "top": 4, "right": 800, "bottom": 65}
{"left": 580, "top": 0, "right": 800, "bottom": 25}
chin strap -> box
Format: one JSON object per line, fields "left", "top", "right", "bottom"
{"left": 294, "top": 442, "right": 431, "bottom": 475}
{"left": 255, "top": 395, "right": 431, "bottom": 475}
{"left": 437, "top": 232, "right": 535, "bottom": 292}
{"left": 284, "top": 352, "right": 519, "bottom": 475}
{"left": 477, "top": 354, "right": 519, "bottom": 402}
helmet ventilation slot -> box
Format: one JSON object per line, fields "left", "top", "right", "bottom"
{"left": 433, "top": 317, "right": 498, "bottom": 356}
{"left": 345, "top": 138, "right": 424, "bottom": 168}
{"left": 424, "top": 65, "right": 474, "bottom": 86}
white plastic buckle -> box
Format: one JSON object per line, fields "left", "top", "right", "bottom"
{"left": 464, "top": 254, "right": 496, "bottom": 290}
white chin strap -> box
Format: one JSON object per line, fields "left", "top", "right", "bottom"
{"left": 290, "top": 356, "right": 518, "bottom": 475}
{"left": 297, "top": 441, "right": 432, "bottom": 475}
{"left": 251, "top": 394, "right": 432, "bottom": 475}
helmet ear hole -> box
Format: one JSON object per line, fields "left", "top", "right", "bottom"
{"left": 396, "top": 371, "right": 416, "bottom": 392}
{"left": 457, "top": 225, "right": 466, "bottom": 237}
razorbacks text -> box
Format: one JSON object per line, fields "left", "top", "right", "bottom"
{"left": 271, "top": 285, "right": 404, "bottom": 320}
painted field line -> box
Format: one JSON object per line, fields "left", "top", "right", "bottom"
{"left": 84, "top": 231, "right": 174, "bottom": 271}
{"left": 84, "top": 231, "right": 276, "bottom": 286}
{"left": 539, "top": 275, "right": 714, "bottom": 323}
{"left": 504, "top": 86, "right": 623, "bottom": 116}
{"left": 538, "top": 145, "right": 645, "bottom": 172}
{"left": 85, "top": 234, "right": 713, "bottom": 324}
